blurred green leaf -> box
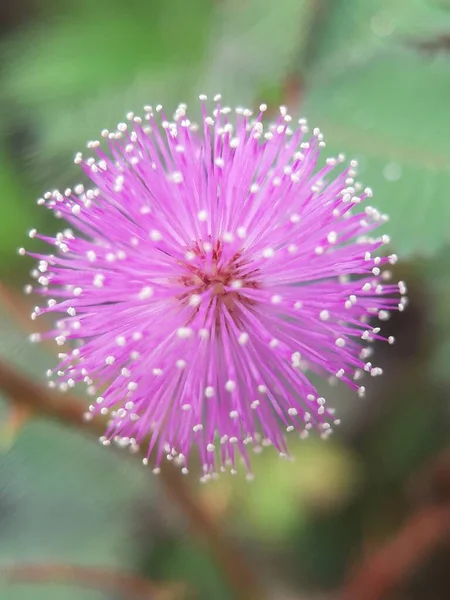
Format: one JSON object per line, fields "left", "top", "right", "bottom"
{"left": 423, "top": 246, "right": 450, "bottom": 383}
{"left": 1, "top": 0, "right": 212, "bottom": 185}
{"left": 230, "top": 438, "right": 360, "bottom": 541}
{"left": 303, "top": 49, "right": 450, "bottom": 257}
{"left": 142, "top": 536, "right": 231, "bottom": 600}
{"left": 198, "top": 0, "right": 313, "bottom": 104}
{"left": 293, "top": 500, "right": 364, "bottom": 588}
{"left": 420, "top": 0, "right": 450, "bottom": 13}
{"left": 365, "top": 379, "right": 446, "bottom": 486}
{"left": 0, "top": 582, "right": 105, "bottom": 600}
{"left": 302, "top": 0, "right": 450, "bottom": 257}
{"left": 307, "top": 0, "right": 450, "bottom": 83}
{"left": 0, "top": 143, "right": 42, "bottom": 278}
{"left": 431, "top": 337, "right": 450, "bottom": 383}
{"left": 0, "top": 301, "right": 153, "bottom": 599}
{"left": 3, "top": 0, "right": 211, "bottom": 106}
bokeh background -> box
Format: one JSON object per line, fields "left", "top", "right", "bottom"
{"left": 0, "top": 1, "right": 450, "bottom": 599}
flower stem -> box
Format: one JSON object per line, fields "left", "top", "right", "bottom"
{"left": 339, "top": 452, "right": 450, "bottom": 600}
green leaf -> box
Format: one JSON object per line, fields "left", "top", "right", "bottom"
{"left": 0, "top": 143, "right": 44, "bottom": 278}
{"left": 303, "top": 49, "right": 450, "bottom": 256}
{"left": 308, "top": 0, "right": 450, "bottom": 84}
{"left": 143, "top": 537, "right": 232, "bottom": 600}
{"left": 197, "top": 0, "right": 315, "bottom": 104}
{"left": 2, "top": 0, "right": 211, "bottom": 107}
{"left": 0, "top": 301, "right": 153, "bottom": 599}
{"left": 423, "top": 246, "right": 450, "bottom": 382}
{"left": 300, "top": 0, "right": 450, "bottom": 257}
{"left": 232, "top": 438, "right": 359, "bottom": 541}
{"left": 1, "top": 0, "right": 212, "bottom": 186}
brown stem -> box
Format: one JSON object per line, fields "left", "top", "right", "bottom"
{"left": 0, "top": 359, "right": 262, "bottom": 600}
{"left": 1, "top": 563, "right": 185, "bottom": 600}
{"left": 339, "top": 503, "right": 450, "bottom": 600}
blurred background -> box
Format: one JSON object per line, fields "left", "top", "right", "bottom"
{"left": 0, "top": 0, "right": 450, "bottom": 599}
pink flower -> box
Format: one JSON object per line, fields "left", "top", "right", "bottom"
{"left": 23, "top": 96, "right": 405, "bottom": 480}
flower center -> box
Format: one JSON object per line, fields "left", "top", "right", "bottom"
{"left": 177, "top": 238, "right": 259, "bottom": 312}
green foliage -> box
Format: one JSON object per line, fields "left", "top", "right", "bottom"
{"left": 142, "top": 536, "right": 232, "bottom": 600}
{"left": 302, "top": 0, "right": 450, "bottom": 256}
{"left": 197, "top": 0, "right": 313, "bottom": 103}
{"left": 303, "top": 50, "right": 450, "bottom": 256}
{"left": 0, "top": 144, "right": 40, "bottom": 278}
{"left": 3, "top": 0, "right": 211, "bottom": 105}
{"left": 0, "top": 305, "right": 152, "bottom": 600}
{"left": 425, "top": 246, "right": 450, "bottom": 383}
{"left": 307, "top": 0, "right": 450, "bottom": 81}
{"left": 235, "top": 438, "right": 360, "bottom": 541}
{"left": 1, "top": 0, "right": 212, "bottom": 186}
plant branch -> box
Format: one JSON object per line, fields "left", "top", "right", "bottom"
{"left": 0, "top": 563, "right": 185, "bottom": 600}
{"left": 0, "top": 359, "right": 263, "bottom": 600}
{"left": 339, "top": 495, "right": 450, "bottom": 600}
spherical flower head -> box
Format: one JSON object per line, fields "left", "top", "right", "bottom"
{"left": 23, "top": 96, "right": 405, "bottom": 480}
